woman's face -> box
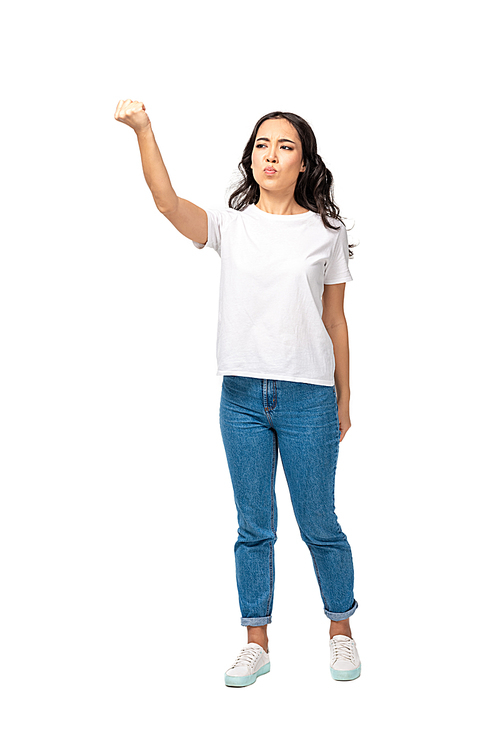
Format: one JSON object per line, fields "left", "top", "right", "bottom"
{"left": 251, "top": 118, "right": 306, "bottom": 193}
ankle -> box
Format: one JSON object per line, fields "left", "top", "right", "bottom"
{"left": 247, "top": 625, "right": 268, "bottom": 653}
{"left": 329, "top": 623, "right": 352, "bottom": 639}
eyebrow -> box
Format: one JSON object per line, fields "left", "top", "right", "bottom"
{"left": 256, "top": 137, "right": 296, "bottom": 144}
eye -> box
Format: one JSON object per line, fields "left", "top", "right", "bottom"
{"left": 255, "top": 144, "right": 293, "bottom": 150}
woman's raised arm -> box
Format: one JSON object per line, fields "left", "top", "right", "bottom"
{"left": 114, "top": 99, "right": 208, "bottom": 245}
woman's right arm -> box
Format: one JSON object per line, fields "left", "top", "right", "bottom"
{"left": 114, "top": 99, "right": 208, "bottom": 246}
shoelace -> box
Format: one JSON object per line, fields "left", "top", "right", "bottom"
{"left": 229, "top": 645, "right": 263, "bottom": 670}
{"left": 330, "top": 638, "right": 356, "bottom": 664}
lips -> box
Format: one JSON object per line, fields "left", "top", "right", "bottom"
{"left": 264, "top": 168, "right": 277, "bottom": 173}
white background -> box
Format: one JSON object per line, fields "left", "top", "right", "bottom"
{"left": 1, "top": 0, "right": 498, "bottom": 746}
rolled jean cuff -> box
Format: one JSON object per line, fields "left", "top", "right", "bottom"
{"left": 241, "top": 615, "right": 272, "bottom": 626}
{"left": 324, "top": 599, "right": 358, "bottom": 622}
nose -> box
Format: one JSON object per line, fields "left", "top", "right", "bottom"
{"left": 266, "top": 144, "right": 278, "bottom": 163}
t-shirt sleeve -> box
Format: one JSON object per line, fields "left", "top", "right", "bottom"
{"left": 324, "top": 223, "right": 353, "bottom": 284}
{"left": 192, "top": 208, "right": 224, "bottom": 256}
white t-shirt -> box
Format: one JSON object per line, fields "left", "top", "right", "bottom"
{"left": 192, "top": 203, "right": 353, "bottom": 386}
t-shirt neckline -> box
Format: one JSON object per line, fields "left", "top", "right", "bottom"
{"left": 248, "top": 203, "right": 311, "bottom": 219}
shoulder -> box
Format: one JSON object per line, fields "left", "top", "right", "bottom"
{"left": 208, "top": 205, "right": 244, "bottom": 224}
{"left": 212, "top": 204, "right": 261, "bottom": 230}
{"left": 199, "top": 206, "right": 242, "bottom": 238}
{"left": 308, "top": 211, "right": 346, "bottom": 240}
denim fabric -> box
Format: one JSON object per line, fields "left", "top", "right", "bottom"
{"left": 219, "top": 375, "right": 358, "bottom": 626}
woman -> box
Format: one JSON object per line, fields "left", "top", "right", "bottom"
{"left": 114, "top": 101, "right": 361, "bottom": 687}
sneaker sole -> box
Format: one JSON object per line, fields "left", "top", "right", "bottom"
{"left": 225, "top": 662, "right": 270, "bottom": 687}
{"left": 330, "top": 664, "right": 361, "bottom": 681}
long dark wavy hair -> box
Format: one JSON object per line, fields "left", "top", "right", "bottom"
{"left": 226, "top": 111, "right": 356, "bottom": 258}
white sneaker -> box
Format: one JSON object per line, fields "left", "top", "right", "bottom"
{"left": 224, "top": 643, "right": 271, "bottom": 687}
{"left": 329, "top": 635, "right": 361, "bottom": 680}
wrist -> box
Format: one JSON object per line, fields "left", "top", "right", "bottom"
{"left": 135, "top": 122, "right": 153, "bottom": 137}
{"left": 336, "top": 390, "right": 350, "bottom": 403}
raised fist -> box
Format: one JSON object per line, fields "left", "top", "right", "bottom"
{"left": 114, "top": 99, "right": 151, "bottom": 133}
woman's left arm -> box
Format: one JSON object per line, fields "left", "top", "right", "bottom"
{"left": 322, "top": 283, "right": 351, "bottom": 442}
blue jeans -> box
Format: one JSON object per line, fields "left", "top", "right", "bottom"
{"left": 219, "top": 375, "right": 358, "bottom": 626}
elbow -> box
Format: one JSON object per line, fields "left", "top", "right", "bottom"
{"left": 156, "top": 197, "right": 179, "bottom": 217}
{"left": 323, "top": 317, "right": 347, "bottom": 332}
